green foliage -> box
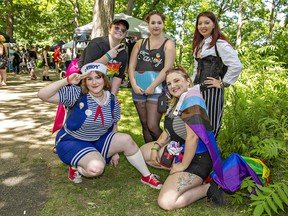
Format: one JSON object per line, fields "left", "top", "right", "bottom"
{"left": 232, "top": 179, "right": 288, "bottom": 216}
{"left": 250, "top": 183, "right": 288, "bottom": 216}
{"left": 218, "top": 43, "right": 288, "bottom": 160}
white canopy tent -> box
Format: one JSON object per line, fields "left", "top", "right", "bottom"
{"left": 74, "top": 13, "right": 150, "bottom": 38}
{"left": 62, "top": 41, "right": 87, "bottom": 50}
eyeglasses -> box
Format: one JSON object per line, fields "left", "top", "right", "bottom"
{"left": 114, "top": 26, "right": 127, "bottom": 33}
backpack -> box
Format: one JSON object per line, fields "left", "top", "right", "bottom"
{"left": 65, "top": 58, "right": 80, "bottom": 77}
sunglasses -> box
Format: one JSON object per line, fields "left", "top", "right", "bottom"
{"left": 114, "top": 26, "right": 127, "bottom": 33}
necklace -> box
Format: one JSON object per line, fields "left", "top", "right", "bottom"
{"left": 90, "top": 91, "right": 106, "bottom": 105}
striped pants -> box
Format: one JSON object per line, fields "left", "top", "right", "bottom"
{"left": 202, "top": 87, "right": 224, "bottom": 138}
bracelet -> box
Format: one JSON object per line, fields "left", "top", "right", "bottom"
{"left": 219, "top": 81, "right": 224, "bottom": 89}
{"left": 154, "top": 142, "right": 162, "bottom": 148}
{"left": 105, "top": 53, "right": 112, "bottom": 61}
{"left": 151, "top": 147, "right": 159, "bottom": 151}
{"left": 220, "top": 81, "right": 230, "bottom": 88}
{"left": 66, "top": 75, "right": 72, "bottom": 85}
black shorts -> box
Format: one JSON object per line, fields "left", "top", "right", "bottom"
{"left": 184, "top": 152, "right": 212, "bottom": 179}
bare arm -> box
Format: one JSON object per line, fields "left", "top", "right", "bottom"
{"left": 37, "top": 73, "right": 83, "bottom": 104}
{"left": 128, "top": 39, "right": 144, "bottom": 94}
{"left": 150, "top": 130, "right": 170, "bottom": 165}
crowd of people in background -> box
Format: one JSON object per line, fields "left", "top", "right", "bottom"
{"left": 0, "top": 42, "right": 78, "bottom": 85}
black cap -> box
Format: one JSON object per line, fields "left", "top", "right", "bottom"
{"left": 111, "top": 19, "right": 129, "bottom": 30}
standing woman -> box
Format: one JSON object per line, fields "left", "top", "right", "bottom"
{"left": 42, "top": 45, "right": 52, "bottom": 81}
{"left": 128, "top": 12, "right": 176, "bottom": 143}
{"left": 191, "top": 11, "right": 242, "bottom": 137}
{"left": 82, "top": 19, "right": 129, "bottom": 95}
{"left": 27, "top": 46, "right": 38, "bottom": 80}
{"left": 0, "top": 35, "right": 8, "bottom": 86}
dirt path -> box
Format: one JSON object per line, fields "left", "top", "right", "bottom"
{"left": 0, "top": 71, "right": 58, "bottom": 215}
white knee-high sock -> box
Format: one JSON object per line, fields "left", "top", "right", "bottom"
{"left": 126, "top": 149, "right": 151, "bottom": 177}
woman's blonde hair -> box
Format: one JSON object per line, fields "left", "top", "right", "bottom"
{"left": 81, "top": 71, "right": 111, "bottom": 94}
{"left": 165, "top": 66, "right": 193, "bottom": 108}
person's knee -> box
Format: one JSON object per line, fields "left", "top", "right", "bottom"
{"left": 85, "top": 160, "right": 105, "bottom": 177}
{"left": 122, "top": 134, "right": 136, "bottom": 146}
{"left": 157, "top": 195, "right": 175, "bottom": 211}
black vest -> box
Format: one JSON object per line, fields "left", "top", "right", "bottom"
{"left": 194, "top": 43, "right": 227, "bottom": 84}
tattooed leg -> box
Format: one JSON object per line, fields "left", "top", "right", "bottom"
{"left": 176, "top": 173, "right": 198, "bottom": 192}
{"left": 158, "top": 172, "right": 208, "bottom": 210}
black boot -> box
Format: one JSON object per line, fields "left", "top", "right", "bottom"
{"left": 46, "top": 76, "right": 52, "bottom": 81}
{"left": 207, "top": 181, "right": 226, "bottom": 206}
{"left": 42, "top": 76, "right": 46, "bottom": 81}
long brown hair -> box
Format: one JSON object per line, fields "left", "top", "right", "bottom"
{"left": 81, "top": 71, "right": 111, "bottom": 94}
{"left": 192, "top": 11, "right": 228, "bottom": 55}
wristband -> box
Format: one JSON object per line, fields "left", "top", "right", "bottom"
{"left": 151, "top": 147, "right": 159, "bottom": 151}
{"left": 154, "top": 142, "right": 162, "bottom": 148}
{"left": 66, "top": 75, "right": 72, "bottom": 85}
{"left": 105, "top": 53, "right": 112, "bottom": 61}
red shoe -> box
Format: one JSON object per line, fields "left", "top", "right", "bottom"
{"left": 68, "top": 166, "right": 82, "bottom": 183}
{"left": 141, "top": 174, "right": 162, "bottom": 189}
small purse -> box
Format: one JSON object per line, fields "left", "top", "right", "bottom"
{"left": 160, "top": 145, "right": 174, "bottom": 168}
{"left": 157, "top": 91, "right": 167, "bottom": 113}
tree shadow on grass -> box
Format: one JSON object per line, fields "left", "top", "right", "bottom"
{"left": 0, "top": 71, "right": 58, "bottom": 215}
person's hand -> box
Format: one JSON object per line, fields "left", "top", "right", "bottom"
{"left": 110, "top": 153, "right": 120, "bottom": 167}
{"left": 150, "top": 149, "right": 160, "bottom": 166}
{"left": 144, "top": 85, "right": 155, "bottom": 95}
{"left": 131, "top": 84, "right": 144, "bottom": 95}
{"left": 106, "top": 43, "right": 126, "bottom": 59}
{"left": 170, "top": 163, "right": 186, "bottom": 175}
{"left": 66, "top": 73, "right": 88, "bottom": 85}
{"left": 204, "top": 77, "right": 221, "bottom": 88}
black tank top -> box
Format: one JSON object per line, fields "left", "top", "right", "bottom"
{"left": 136, "top": 38, "right": 168, "bottom": 72}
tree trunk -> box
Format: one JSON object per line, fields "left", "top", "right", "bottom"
{"left": 268, "top": 0, "right": 276, "bottom": 42}
{"left": 126, "top": 0, "right": 135, "bottom": 15}
{"left": 5, "top": 0, "right": 14, "bottom": 37}
{"left": 68, "top": 0, "right": 80, "bottom": 28}
{"left": 217, "top": 0, "right": 229, "bottom": 21}
{"left": 236, "top": 0, "right": 243, "bottom": 48}
{"left": 91, "top": 0, "right": 115, "bottom": 39}
{"left": 178, "top": 10, "right": 187, "bottom": 64}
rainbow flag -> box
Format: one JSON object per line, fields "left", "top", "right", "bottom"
{"left": 174, "top": 85, "right": 269, "bottom": 192}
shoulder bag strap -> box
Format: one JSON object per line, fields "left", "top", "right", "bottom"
{"left": 215, "top": 42, "right": 220, "bottom": 57}
{"left": 110, "top": 94, "right": 115, "bottom": 119}
{"left": 147, "top": 37, "right": 157, "bottom": 71}
{"left": 65, "top": 91, "right": 84, "bottom": 122}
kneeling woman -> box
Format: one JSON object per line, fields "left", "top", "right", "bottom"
{"left": 38, "top": 62, "right": 162, "bottom": 189}
{"left": 141, "top": 66, "right": 224, "bottom": 210}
